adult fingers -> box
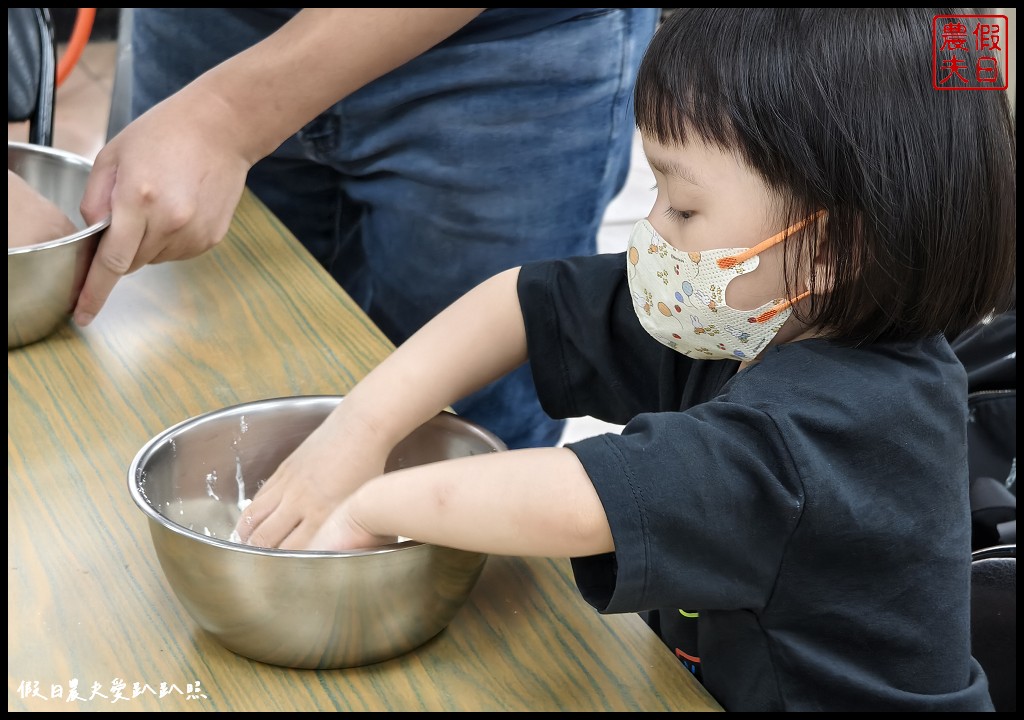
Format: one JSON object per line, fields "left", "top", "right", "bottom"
{"left": 79, "top": 157, "right": 115, "bottom": 227}
{"left": 72, "top": 202, "right": 150, "bottom": 326}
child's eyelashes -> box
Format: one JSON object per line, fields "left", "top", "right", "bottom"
{"left": 649, "top": 184, "right": 693, "bottom": 221}
{"left": 663, "top": 207, "right": 693, "bottom": 221}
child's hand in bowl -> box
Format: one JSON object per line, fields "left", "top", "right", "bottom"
{"left": 8, "top": 169, "right": 77, "bottom": 248}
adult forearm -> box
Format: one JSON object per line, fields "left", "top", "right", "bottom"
{"left": 192, "top": 8, "right": 485, "bottom": 162}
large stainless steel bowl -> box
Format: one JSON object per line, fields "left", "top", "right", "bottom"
{"left": 8, "top": 141, "right": 109, "bottom": 349}
{"left": 128, "top": 395, "right": 505, "bottom": 669}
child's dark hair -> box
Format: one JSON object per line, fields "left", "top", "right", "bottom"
{"left": 635, "top": 8, "right": 1016, "bottom": 343}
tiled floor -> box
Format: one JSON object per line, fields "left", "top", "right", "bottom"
{"left": 8, "top": 39, "right": 655, "bottom": 446}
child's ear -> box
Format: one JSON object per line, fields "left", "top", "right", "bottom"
{"left": 808, "top": 210, "right": 835, "bottom": 295}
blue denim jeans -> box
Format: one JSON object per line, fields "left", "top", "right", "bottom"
{"left": 131, "top": 8, "right": 659, "bottom": 449}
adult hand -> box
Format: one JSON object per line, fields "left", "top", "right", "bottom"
{"left": 71, "top": 9, "right": 485, "bottom": 329}
{"left": 74, "top": 86, "right": 252, "bottom": 326}
{"left": 8, "top": 170, "right": 77, "bottom": 248}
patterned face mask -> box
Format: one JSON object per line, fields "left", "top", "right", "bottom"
{"left": 626, "top": 213, "right": 821, "bottom": 361}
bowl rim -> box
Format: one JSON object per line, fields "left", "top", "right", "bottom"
{"left": 7, "top": 140, "right": 112, "bottom": 255}
{"left": 127, "top": 394, "right": 505, "bottom": 559}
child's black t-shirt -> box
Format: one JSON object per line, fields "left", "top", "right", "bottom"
{"left": 517, "top": 252, "right": 993, "bottom": 712}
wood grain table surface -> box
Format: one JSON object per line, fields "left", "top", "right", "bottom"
{"left": 7, "top": 190, "right": 723, "bottom": 712}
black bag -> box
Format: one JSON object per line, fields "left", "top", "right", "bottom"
{"left": 950, "top": 310, "right": 1016, "bottom": 551}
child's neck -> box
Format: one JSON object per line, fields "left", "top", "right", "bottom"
{"left": 742, "top": 328, "right": 824, "bottom": 370}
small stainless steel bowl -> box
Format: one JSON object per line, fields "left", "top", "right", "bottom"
{"left": 128, "top": 395, "right": 506, "bottom": 669}
{"left": 8, "top": 141, "right": 109, "bottom": 349}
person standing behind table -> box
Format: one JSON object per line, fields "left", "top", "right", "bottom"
{"left": 75, "top": 8, "right": 661, "bottom": 450}
{"left": 235, "top": 8, "right": 1015, "bottom": 712}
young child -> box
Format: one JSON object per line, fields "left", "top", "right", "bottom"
{"left": 236, "top": 9, "right": 1015, "bottom": 711}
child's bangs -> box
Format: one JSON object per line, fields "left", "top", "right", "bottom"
{"left": 635, "top": 62, "right": 736, "bottom": 152}
{"left": 633, "top": 13, "right": 743, "bottom": 151}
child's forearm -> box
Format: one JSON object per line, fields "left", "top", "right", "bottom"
{"left": 342, "top": 447, "right": 615, "bottom": 557}
{"left": 329, "top": 266, "right": 531, "bottom": 450}
{"left": 237, "top": 266, "right": 534, "bottom": 551}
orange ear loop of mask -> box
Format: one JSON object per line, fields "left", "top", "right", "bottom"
{"left": 715, "top": 210, "right": 826, "bottom": 324}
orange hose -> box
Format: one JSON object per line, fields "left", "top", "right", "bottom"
{"left": 56, "top": 8, "right": 96, "bottom": 88}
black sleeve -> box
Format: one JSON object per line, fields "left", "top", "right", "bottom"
{"left": 517, "top": 253, "right": 697, "bottom": 424}
{"left": 565, "top": 402, "right": 802, "bottom": 614}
